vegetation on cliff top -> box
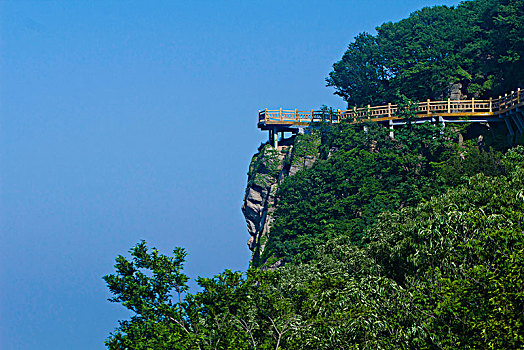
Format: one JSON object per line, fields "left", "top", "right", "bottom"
{"left": 247, "top": 144, "right": 284, "bottom": 188}
{"left": 104, "top": 146, "right": 524, "bottom": 349}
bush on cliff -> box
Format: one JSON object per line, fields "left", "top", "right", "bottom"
{"left": 261, "top": 120, "right": 507, "bottom": 265}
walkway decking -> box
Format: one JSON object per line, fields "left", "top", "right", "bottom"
{"left": 259, "top": 89, "right": 523, "bottom": 129}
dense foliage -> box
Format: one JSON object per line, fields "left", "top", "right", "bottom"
{"left": 327, "top": 0, "right": 524, "bottom": 106}
{"left": 104, "top": 146, "right": 524, "bottom": 349}
{"left": 261, "top": 119, "right": 507, "bottom": 265}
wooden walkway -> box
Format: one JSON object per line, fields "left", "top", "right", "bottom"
{"left": 258, "top": 88, "right": 523, "bottom": 130}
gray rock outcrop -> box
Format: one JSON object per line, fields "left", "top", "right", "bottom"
{"left": 242, "top": 134, "right": 321, "bottom": 265}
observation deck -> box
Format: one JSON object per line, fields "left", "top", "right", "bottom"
{"left": 258, "top": 88, "right": 524, "bottom": 146}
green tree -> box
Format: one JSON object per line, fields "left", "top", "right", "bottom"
{"left": 103, "top": 241, "right": 191, "bottom": 349}
{"left": 326, "top": 33, "right": 391, "bottom": 107}
{"left": 105, "top": 147, "right": 524, "bottom": 349}
{"left": 261, "top": 121, "right": 454, "bottom": 265}
{"left": 327, "top": 0, "right": 524, "bottom": 105}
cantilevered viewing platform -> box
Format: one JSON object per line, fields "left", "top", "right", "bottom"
{"left": 259, "top": 88, "right": 524, "bottom": 147}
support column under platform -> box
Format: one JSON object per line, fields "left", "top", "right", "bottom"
{"left": 269, "top": 127, "right": 278, "bottom": 148}
{"left": 265, "top": 124, "right": 305, "bottom": 148}
{"left": 388, "top": 120, "right": 394, "bottom": 138}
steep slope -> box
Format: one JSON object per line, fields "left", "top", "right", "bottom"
{"left": 244, "top": 121, "right": 511, "bottom": 267}
{"left": 241, "top": 134, "right": 321, "bottom": 266}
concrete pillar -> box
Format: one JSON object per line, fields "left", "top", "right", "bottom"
{"left": 515, "top": 112, "right": 524, "bottom": 132}
{"left": 511, "top": 115, "right": 524, "bottom": 134}
{"left": 273, "top": 127, "right": 279, "bottom": 148}
{"left": 516, "top": 112, "right": 524, "bottom": 133}
{"left": 504, "top": 117, "right": 515, "bottom": 145}
{"left": 388, "top": 120, "right": 394, "bottom": 138}
{"left": 438, "top": 116, "right": 446, "bottom": 134}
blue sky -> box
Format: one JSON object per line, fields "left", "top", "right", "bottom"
{"left": 0, "top": 1, "right": 461, "bottom": 348}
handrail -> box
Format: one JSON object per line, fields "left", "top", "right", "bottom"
{"left": 259, "top": 88, "right": 522, "bottom": 125}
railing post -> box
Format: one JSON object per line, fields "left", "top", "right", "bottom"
{"left": 489, "top": 97, "right": 492, "bottom": 113}
{"left": 338, "top": 109, "right": 341, "bottom": 122}
{"left": 447, "top": 98, "right": 450, "bottom": 113}
{"left": 295, "top": 108, "right": 297, "bottom": 121}
{"left": 518, "top": 88, "right": 521, "bottom": 104}
{"left": 265, "top": 108, "right": 268, "bottom": 122}
{"left": 472, "top": 98, "right": 475, "bottom": 113}
{"left": 427, "top": 99, "right": 430, "bottom": 114}
{"left": 511, "top": 91, "right": 515, "bottom": 106}
{"left": 280, "top": 107, "right": 283, "bottom": 121}
{"left": 310, "top": 109, "right": 313, "bottom": 122}
{"left": 388, "top": 103, "right": 391, "bottom": 117}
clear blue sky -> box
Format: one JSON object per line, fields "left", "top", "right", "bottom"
{"left": 0, "top": 1, "right": 461, "bottom": 348}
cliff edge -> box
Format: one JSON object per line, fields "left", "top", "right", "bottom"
{"left": 241, "top": 133, "right": 321, "bottom": 266}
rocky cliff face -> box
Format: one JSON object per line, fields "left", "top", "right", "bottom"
{"left": 241, "top": 134, "right": 321, "bottom": 265}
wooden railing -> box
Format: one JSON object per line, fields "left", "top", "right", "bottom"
{"left": 259, "top": 108, "right": 342, "bottom": 124}
{"left": 259, "top": 88, "right": 522, "bottom": 125}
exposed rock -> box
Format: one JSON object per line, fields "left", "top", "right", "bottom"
{"left": 448, "top": 82, "right": 465, "bottom": 100}
{"left": 261, "top": 258, "right": 284, "bottom": 271}
{"left": 242, "top": 184, "right": 269, "bottom": 236}
{"left": 288, "top": 134, "right": 321, "bottom": 176}
{"left": 289, "top": 155, "right": 316, "bottom": 176}
{"left": 247, "top": 236, "right": 255, "bottom": 250}
{"left": 242, "top": 134, "right": 321, "bottom": 266}
{"left": 241, "top": 144, "right": 287, "bottom": 261}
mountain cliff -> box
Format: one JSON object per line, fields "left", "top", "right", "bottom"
{"left": 241, "top": 133, "right": 320, "bottom": 266}
{"left": 104, "top": 0, "right": 524, "bottom": 347}
{"left": 106, "top": 121, "right": 524, "bottom": 348}
{"left": 242, "top": 119, "right": 516, "bottom": 268}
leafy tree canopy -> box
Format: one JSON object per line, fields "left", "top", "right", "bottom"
{"left": 104, "top": 146, "right": 524, "bottom": 348}
{"left": 327, "top": 0, "right": 524, "bottom": 106}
